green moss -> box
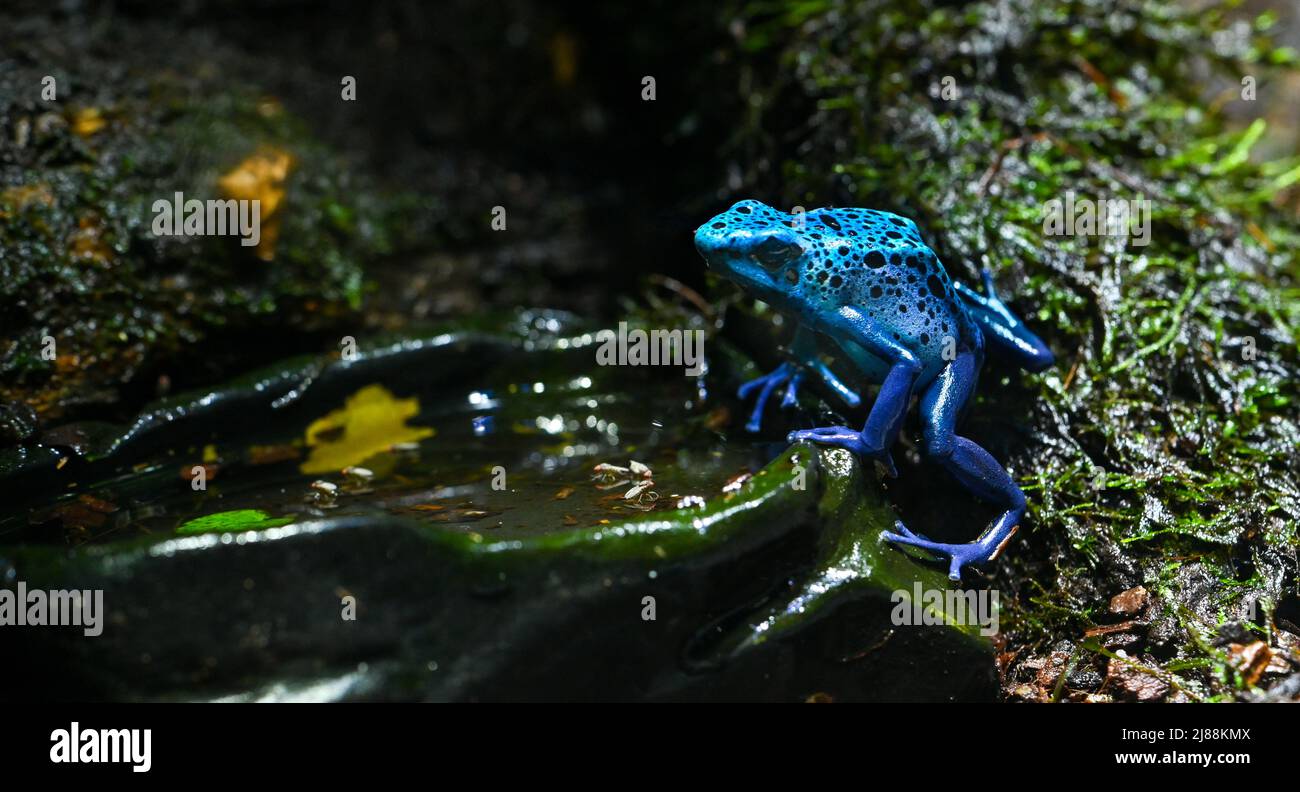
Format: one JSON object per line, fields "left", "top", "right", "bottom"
{"left": 730, "top": 0, "right": 1300, "bottom": 699}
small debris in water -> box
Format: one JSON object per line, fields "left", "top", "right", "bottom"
{"left": 248, "top": 444, "right": 301, "bottom": 465}
{"left": 307, "top": 480, "right": 339, "bottom": 509}
{"left": 181, "top": 463, "right": 220, "bottom": 481}
{"left": 721, "top": 471, "right": 752, "bottom": 493}
{"left": 624, "top": 480, "right": 654, "bottom": 501}
{"left": 341, "top": 466, "right": 375, "bottom": 494}
{"left": 593, "top": 459, "right": 656, "bottom": 502}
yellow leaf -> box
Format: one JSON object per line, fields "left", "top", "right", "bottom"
{"left": 300, "top": 384, "right": 433, "bottom": 475}
{"left": 218, "top": 147, "right": 294, "bottom": 261}
{"left": 71, "top": 107, "right": 105, "bottom": 137}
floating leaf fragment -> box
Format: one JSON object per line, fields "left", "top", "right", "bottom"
{"left": 177, "top": 509, "right": 293, "bottom": 535}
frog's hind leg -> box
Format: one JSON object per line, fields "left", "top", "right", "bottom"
{"left": 881, "top": 351, "right": 1025, "bottom": 580}
{"left": 954, "top": 270, "right": 1054, "bottom": 372}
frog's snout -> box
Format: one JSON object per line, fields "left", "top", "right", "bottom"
{"left": 694, "top": 220, "right": 729, "bottom": 265}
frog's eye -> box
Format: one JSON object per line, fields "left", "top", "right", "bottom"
{"left": 752, "top": 234, "right": 801, "bottom": 271}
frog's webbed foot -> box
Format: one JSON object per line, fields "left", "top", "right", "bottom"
{"left": 882, "top": 518, "right": 1019, "bottom": 582}
{"left": 786, "top": 426, "right": 898, "bottom": 478}
{"left": 738, "top": 362, "right": 803, "bottom": 432}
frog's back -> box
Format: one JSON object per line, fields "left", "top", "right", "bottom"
{"left": 799, "top": 208, "right": 977, "bottom": 380}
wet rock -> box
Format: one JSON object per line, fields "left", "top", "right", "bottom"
{"left": 0, "top": 402, "right": 38, "bottom": 446}
{"left": 0, "top": 15, "right": 419, "bottom": 426}
{"left": 0, "top": 319, "right": 996, "bottom": 701}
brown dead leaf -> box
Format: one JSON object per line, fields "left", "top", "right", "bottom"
{"left": 1109, "top": 585, "right": 1149, "bottom": 616}
{"left": 76, "top": 494, "right": 118, "bottom": 513}
{"left": 248, "top": 444, "right": 301, "bottom": 465}
{"left": 1085, "top": 620, "right": 1141, "bottom": 637}
{"left": 1226, "top": 641, "right": 1271, "bottom": 687}
{"left": 1102, "top": 657, "right": 1169, "bottom": 702}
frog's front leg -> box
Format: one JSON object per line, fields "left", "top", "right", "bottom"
{"left": 738, "top": 326, "right": 860, "bottom": 433}
{"left": 881, "top": 349, "right": 1024, "bottom": 580}
{"left": 786, "top": 306, "right": 921, "bottom": 477}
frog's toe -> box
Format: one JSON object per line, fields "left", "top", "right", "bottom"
{"left": 787, "top": 425, "right": 860, "bottom": 447}
{"left": 943, "top": 542, "right": 995, "bottom": 582}
{"left": 779, "top": 371, "right": 804, "bottom": 408}
{"left": 737, "top": 363, "right": 791, "bottom": 400}
{"left": 887, "top": 519, "right": 927, "bottom": 541}
{"left": 786, "top": 426, "right": 897, "bottom": 475}
{"left": 881, "top": 526, "right": 942, "bottom": 556}
{"left": 980, "top": 268, "right": 999, "bottom": 298}
{"left": 739, "top": 363, "right": 796, "bottom": 433}
{"left": 880, "top": 531, "right": 965, "bottom": 581}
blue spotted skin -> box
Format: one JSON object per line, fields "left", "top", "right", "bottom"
{"left": 694, "top": 199, "right": 1055, "bottom": 580}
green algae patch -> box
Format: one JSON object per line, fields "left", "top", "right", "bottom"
{"left": 695, "top": 445, "right": 995, "bottom": 666}
{"left": 177, "top": 509, "right": 294, "bottom": 536}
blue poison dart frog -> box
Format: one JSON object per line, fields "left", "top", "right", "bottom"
{"left": 694, "top": 200, "right": 1054, "bottom": 580}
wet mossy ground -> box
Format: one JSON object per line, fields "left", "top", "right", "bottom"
{"left": 719, "top": 0, "right": 1300, "bottom": 700}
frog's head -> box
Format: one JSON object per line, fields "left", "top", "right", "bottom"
{"left": 694, "top": 200, "right": 806, "bottom": 309}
